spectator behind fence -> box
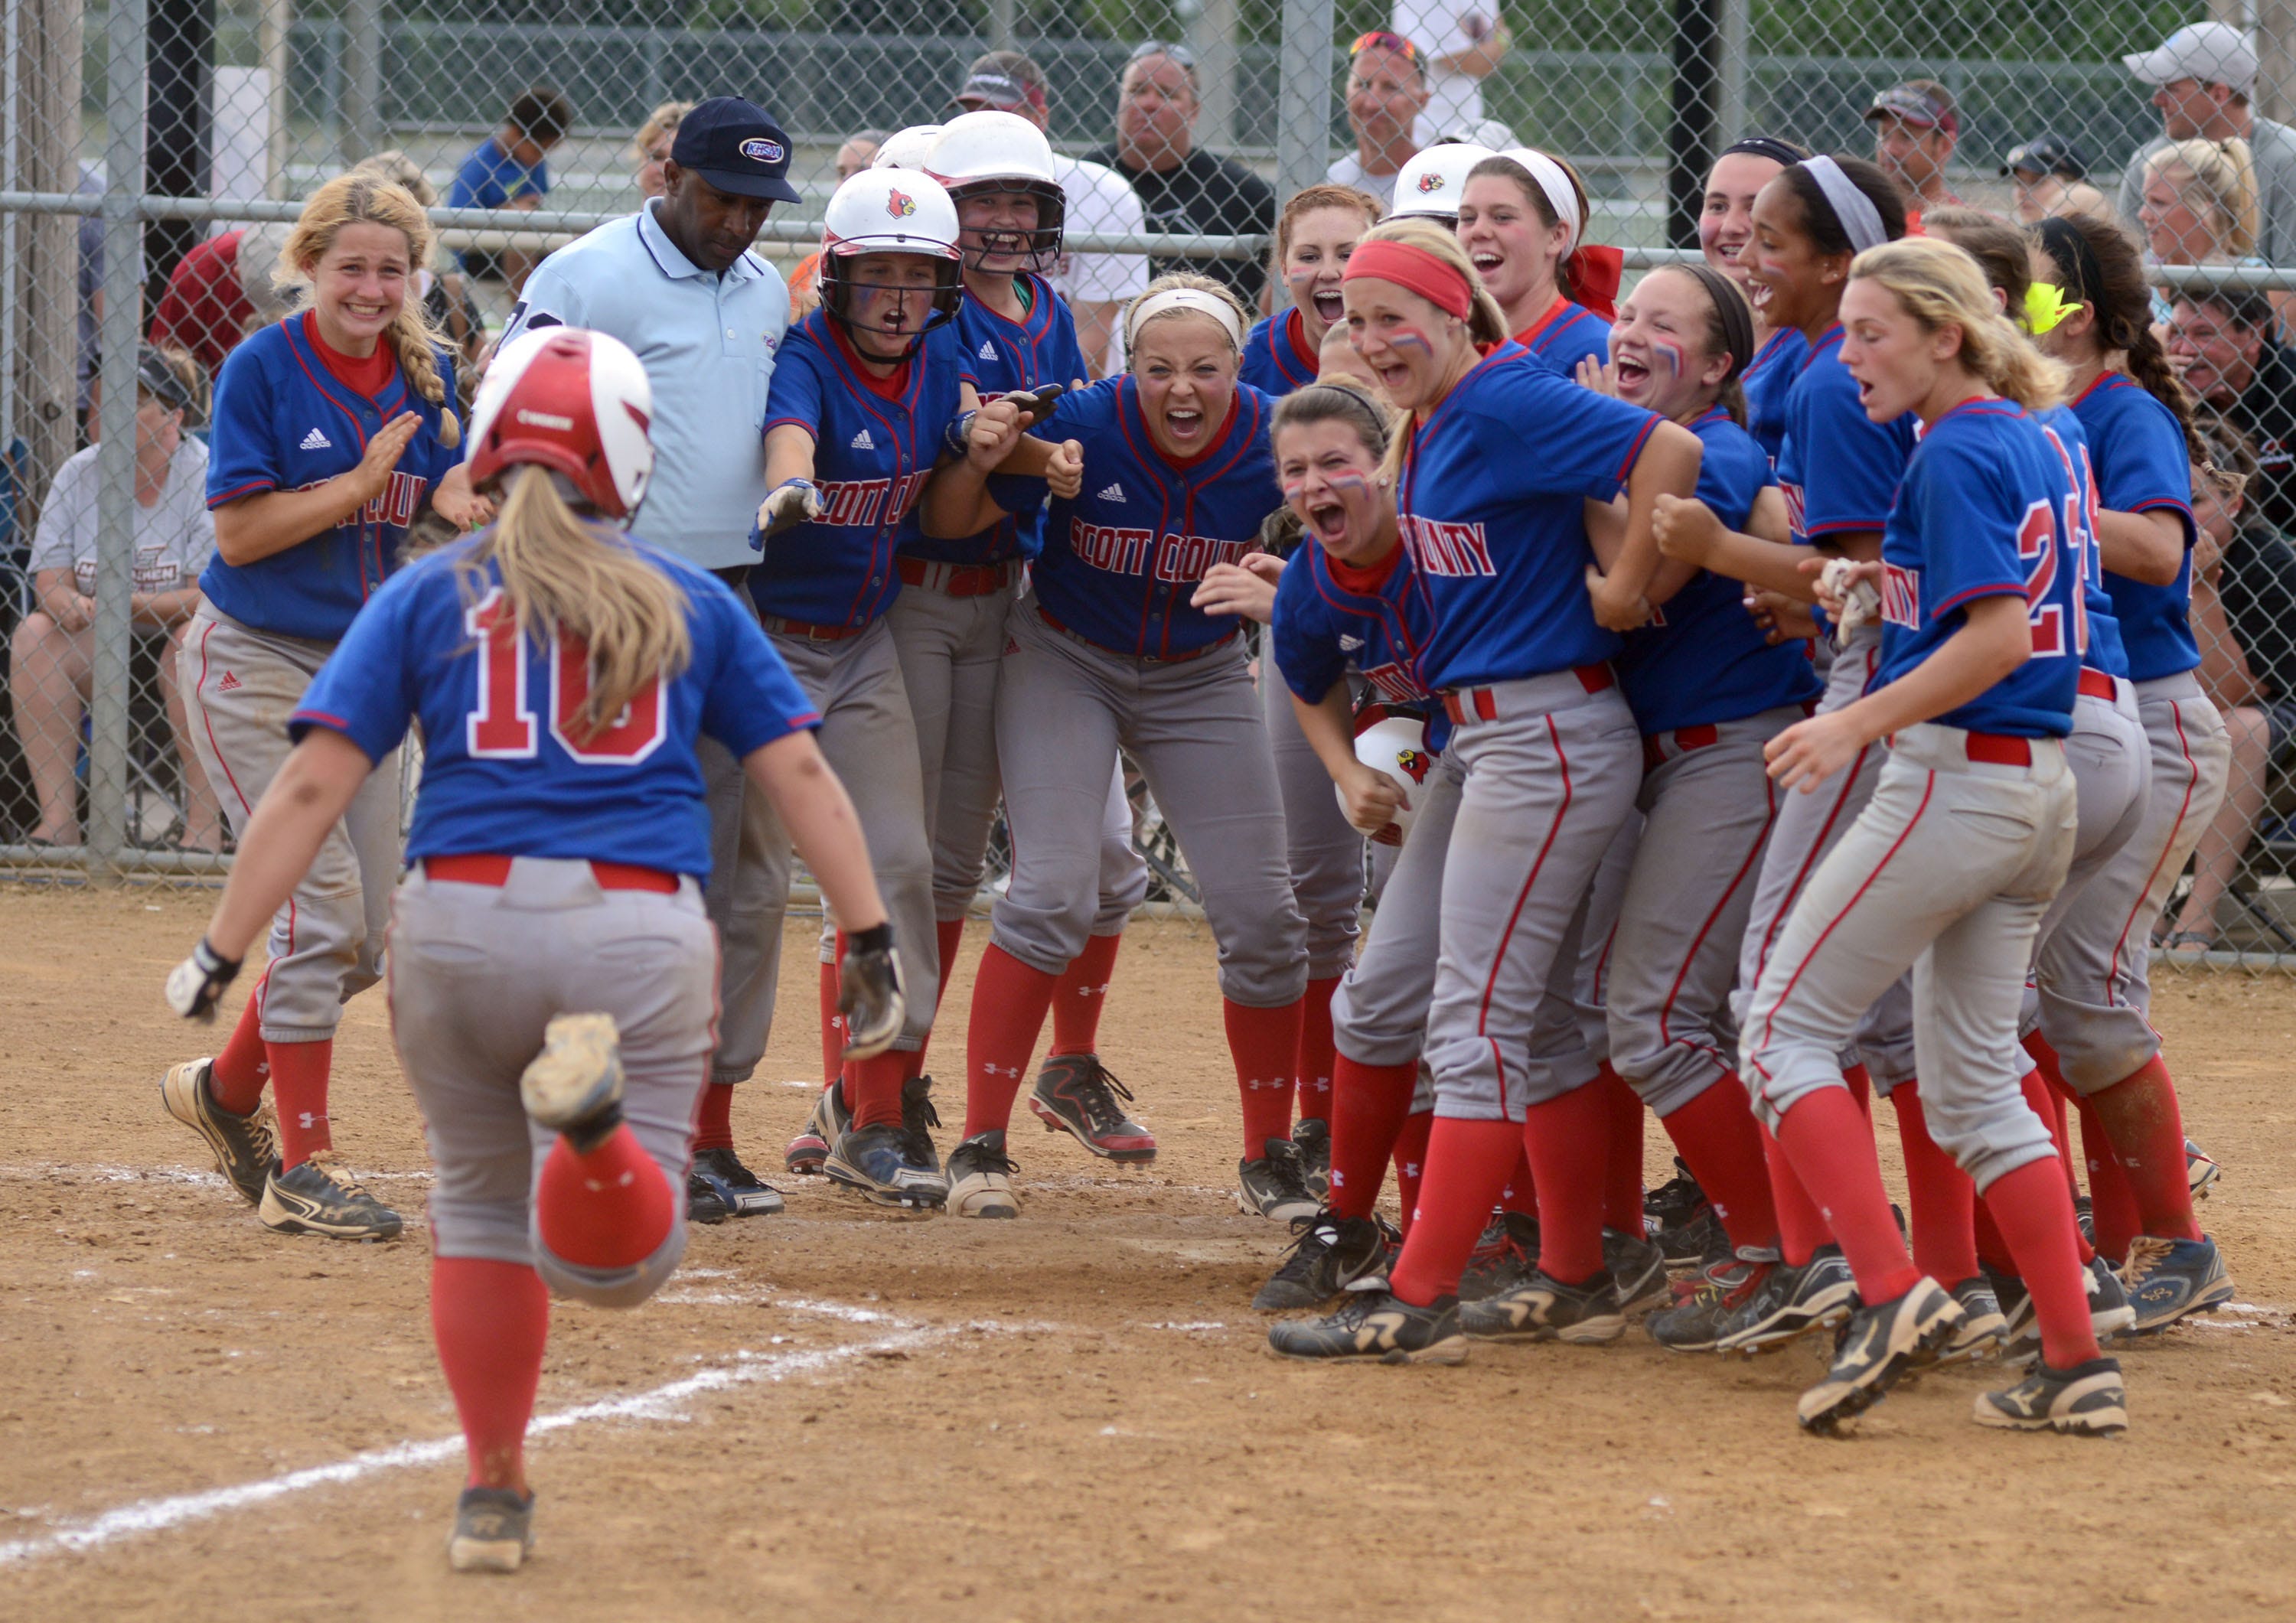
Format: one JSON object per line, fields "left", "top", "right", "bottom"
{"left": 633, "top": 100, "right": 693, "bottom": 201}
{"left": 448, "top": 84, "right": 572, "bottom": 288}
{"left": 2140, "top": 138, "right": 2259, "bottom": 271}
{"left": 9, "top": 346, "right": 221, "bottom": 852}
{"left": 1391, "top": 0, "right": 1509, "bottom": 148}
{"left": 145, "top": 223, "right": 293, "bottom": 382}
{"left": 2167, "top": 289, "right": 2296, "bottom": 534}
{"left": 350, "top": 153, "right": 486, "bottom": 399}
{"left": 951, "top": 51, "right": 1148, "bottom": 375}
{"left": 2119, "top": 23, "right": 2296, "bottom": 298}
{"left": 1864, "top": 79, "right": 1963, "bottom": 218}
{"left": 1329, "top": 31, "right": 1428, "bottom": 209}
{"left": 2001, "top": 136, "right": 2111, "bottom": 224}
{"left": 1083, "top": 42, "right": 1276, "bottom": 308}
{"left": 2165, "top": 425, "right": 2296, "bottom": 950}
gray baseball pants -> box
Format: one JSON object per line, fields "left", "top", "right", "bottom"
{"left": 1264, "top": 660, "right": 1367, "bottom": 979}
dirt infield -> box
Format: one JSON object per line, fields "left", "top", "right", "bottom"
{"left": 1, "top": 884, "right": 2291, "bottom": 1621}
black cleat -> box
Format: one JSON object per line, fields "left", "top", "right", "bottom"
{"left": 1798, "top": 1276, "right": 1963, "bottom": 1436}
{"left": 1236, "top": 1137, "right": 1319, "bottom": 1221}
{"left": 1605, "top": 1225, "right": 1668, "bottom": 1310}
{"left": 1460, "top": 1268, "right": 1626, "bottom": 1343}
{"left": 1974, "top": 1355, "right": 2128, "bottom": 1435}
{"left": 1252, "top": 1208, "right": 1391, "bottom": 1312}
{"left": 1029, "top": 1054, "right": 1156, "bottom": 1161}
{"left": 160, "top": 1058, "right": 277, "bottom": 1204}
{"left": 687, "top": 1145, "right": 784, "bottom": 1222}
{"left": 900, "top": 1074, "right": 943, "bottom": 1174}
{"left": 1266, "top": 1289, "right": 1466, "bottom": 1364}
{"left": 824, "top": 1122, "right": 948, "bottom": 1210}
{"left": 1715, "top": 1244, "right": 1854, "bottom": 1354}
{"left": 448, "top": 1485, "right": 535, "bottom": 1573}
{"left": 1456, "top": 1211, "right": 1541, "bottom": 1302}
{"left": 1292, "top": 1116, "right": 1331, "bottom": 1200}
{"left": 1648, "top": 1257, "right": 1772, "bottom": 1352}
{"left": 259, "top": 1154, "right": 402, "bottom": 1241}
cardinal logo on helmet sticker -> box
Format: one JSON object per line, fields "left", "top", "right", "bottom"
{"left": 1396, "top": 748, "right": 1432, "bottom": 784}
{"left": 1417, "top": 171, "right": 1445, "bottom": 194}
{"left": 887, "top": 188, "right": 917, "bottom": 218}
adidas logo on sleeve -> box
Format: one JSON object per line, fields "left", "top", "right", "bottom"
{"left": 978, "top": 339, "right": 998, "bottom": 360}
{"left": 1097, "top": 482, "right": 1126, "bottom": 502}
{"left": 850, "top": 429, "right": 875, "bottom": 450}
{"left": 299, "top": 427, "right": 333, "bottom": 451}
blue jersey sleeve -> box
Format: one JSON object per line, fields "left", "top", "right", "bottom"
{"left": 1909, "top": 436, "right": 2029, "bottom": 620}
{"left": 206, "top": 340, "right": 284, "bottom": 507}
{"left": 1270, "top": 556, "right": 1347, "bottom": 706}
{"left": 1692, "top": 414, "right": 1773, "bottom": 533}
{"left": 287, "top": 564, "right": 422, "bottom": 760}
{"left": 2088, "top": 387, "right": 2197, "bottom": 545}
{"left": 764, "top": 336, "right": 830, "bottom": 438}
{"left": 1790, "top": 346, "right": 1915, "bottom": 539}
{"left": 694, "top": 578, "right": 822, "bottom": 756}
{"left": 1464, "top": 364, "right": 1660, "bottom": 504}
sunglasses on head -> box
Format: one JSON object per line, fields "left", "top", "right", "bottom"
{"left": 1127, "top": 39, "right": 1197, "bottom": 68}
{"left": 1348, "top": 30, "right": 1420, "bottom": 63}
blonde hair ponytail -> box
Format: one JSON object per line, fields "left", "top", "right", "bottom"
{"left": 279, "top": 171, "right": 462, "bottom": 447}
{"left": 2148, "top": 138, "right": 2259, "bottom": 260}
{"left": 1848, "top": 238, "right": 2066, "bottom": 411}
{"left": 460, "top": 467, "right": 692, "bottom": 739}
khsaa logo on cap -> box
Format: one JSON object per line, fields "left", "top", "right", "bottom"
{"left": 740, "top": 136, "right": 785, "bottom": 165}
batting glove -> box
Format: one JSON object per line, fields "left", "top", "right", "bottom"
{"left": 165, "top": 937, "right": 242, "bottom": 1023}
{"left": 753, "top": 478, "right": 823, "bottom": 546}
{"left": 838, "top": 923, "right": 906, "bottom": 1061}
{"left": 1818, "top": 556, "right": 1881, "bottom": 646}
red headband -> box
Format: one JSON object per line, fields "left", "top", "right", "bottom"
{"left": 1342, "top": 238, "right": 1473, "bottom": 321}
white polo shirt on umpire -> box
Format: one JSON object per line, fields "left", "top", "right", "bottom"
{"left": 504, "top": 197, "right": 791, "bottom": 570}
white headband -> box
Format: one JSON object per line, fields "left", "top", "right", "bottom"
{"left": 1802, "top": 156, "right": 1889, "bottom": 255}
{"left": 1127, "top": 286, "right": 1243, "bottom": 349}
{"left": 1499, "top": 148, "right": 1580, "bottom": 254}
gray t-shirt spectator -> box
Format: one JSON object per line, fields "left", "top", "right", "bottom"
{"left": 29, "top": 436, "right": 214, "bottom": 598}
{"left": 2121, "top": 115, "right": 2296, "bottom": 265}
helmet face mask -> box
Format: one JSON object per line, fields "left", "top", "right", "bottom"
{"left": 947, "top": 178, "right": 1065, "bottom": 275}
{"left": 824, "top": 250, "right": 964, "bottom": 360}
{"left": 819, "top": 169, "right": 966, "bottom": 362}
{"left": 927, "top": 110, "right": 1066, "bottom": 276}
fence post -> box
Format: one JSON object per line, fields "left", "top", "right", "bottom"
{"left": 341, "top": 0, "right": 380, "bottom": 165}
{"left": 90, "top": 0, "right": 148, "bottom": 882}
{"left": 1274, "top": 0, "right": 1334, "bottom": 212}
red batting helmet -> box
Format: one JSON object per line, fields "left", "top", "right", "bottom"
{"left": 467, "top": 327, "right": 655, "bottom": 520}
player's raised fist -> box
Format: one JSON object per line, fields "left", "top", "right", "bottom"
{"left": 165, "top": 937, "right": 242, "bottom": 1023}
{"left": 1652, "top": 493, "right": 1722, "bottom": 564}
{"left": 964, "top": 399, "right": 1026, "bottom": 471}
{"left": 838, "top": 922, "right": 905, "bottom": 1060}
{"left": 755, "top": 477, "right": 824, "bottom": 543}
{"left": 1045, "top": 438, "right": 1084, "bottom": 500}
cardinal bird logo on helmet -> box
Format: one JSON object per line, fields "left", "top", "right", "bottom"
{"left": 1396, "top": 748, "right": 1432, "bottom": 784}
{"left": 887, "top": 188, "right": 917, "bottom": 218}
{"left": 1416, "top": 171, "right": 1444, "bottom": 194}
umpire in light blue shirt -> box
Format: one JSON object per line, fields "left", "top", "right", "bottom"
{"left": 500, "top": 97, "right": 807, "bottom": 1217}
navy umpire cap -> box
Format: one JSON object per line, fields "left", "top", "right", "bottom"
{"left": 671, "top": 97, "right": 802, "bottom": 203}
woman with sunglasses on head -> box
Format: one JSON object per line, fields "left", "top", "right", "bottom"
{"left": 2017, "top": 210, "right": 2236, "bottom": 1331}
{"left": 1269, "top": 219, "right": 1701, "bottom": 1364}
{"left": 1699, "top": 135, "right": 1811, "bottom": 465}
{"left": 925, "top": 274, "right": 1315, "bottom": 1225}
{"left": 749, "top": 168, "right": 1073, "bottom": 1213}
{"left": 1455, "top": 147, "right": 1623, "bottom": 373}
{"left": 1651, "top": 154, "right": 1923, "bottom": 1357}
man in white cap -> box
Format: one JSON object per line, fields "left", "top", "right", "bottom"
{"left": 2118, "top": 21, "right": 2296, "bottom": 279}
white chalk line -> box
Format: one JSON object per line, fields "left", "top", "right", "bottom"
{"left": 0, "top": 1300, "right": 977, "bottom": 1570}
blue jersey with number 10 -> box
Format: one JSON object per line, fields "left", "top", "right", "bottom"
{"left": 1876, "top": 399, "right": 2082, "bottom": 738}
{"left": 909, "top": 275, "right": 1087, "bottom": 568}
{"left": 1394, "top": 342, "right": 1660, "bottom": 690}
{"left": 290, "top": 535, "right": 819, "bottom": 880}
{"left": 752, "top": 309, "right": 973, "bottom": 627}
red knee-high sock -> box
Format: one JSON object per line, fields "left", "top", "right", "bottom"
{"left": 693, "top": 1082, "right": 735, "bottom": 1154}
{"left": 1983, "top": 1159, "right": 2102, "bottom": 1367}
{"left": 2017, "top": 1067, "right": 2092, "bottom": 1263}
{"left": 2075, "top": 1096, "right": 2143, "bottom": 1264}
{"left": 817, "top": 960, "right": 844, "bottom": 1086}
{"left": 209, "top": 984, "right": 270, "bottom": 1113}
{"left": 1841, "top": 1061, "right": 1874, "bottom": 1116}
{"left": 2086, "top": 1055, "right": 2202, "bottom": 1243}
{"left": 266, "top": 1038, "right": 333, "bottom": 1168}
{"left": 1598, "top": 1065, "right": 1644, "bottom": 1232}
{"left": 1392, "top": 1109, "right": 1433, "bottom": 1234}
{"left": 1498, "top": 1146, "right": 1538, "bottom": 1216}
{"left": 1523, "top": 1083, "right": 1612, "bottom": 1285}
{"left": 1773, "top": 1087, "right": 1920, "bottom": 1302}
{"left": 1888, "top": 1082, "right": 1979, "bottom": 1285}
{"left": 1049, "top": 932, "right": 1124, "bottom": 1055}
{"left": 843, "top": 1051, "right": 909, "bottom": 1132}
{"left": 1763, "top": 1124, "right": 1831, "bottom": 1266}
{"left": 536, "top": 1125, "right": 675, "bottom": 1269}
{"left": 1293, "top": 976, "right": 1342, "bottom": 1125}
{"left": 1656, "top": 1074, "right": 1779, "bottom": 1253}
{"left": 1388, "top": 1117, "right": 1523, "bottom": 1305}
{"left": 432, "top": 1256, "right": 549, "bottom": 1491}
{"left": 1329, "top": 1055, "right": 1417, "bottom": 1221}
{"left": 935, "top": 917, "right": 967, "bottom": 1014}
{"left": 962, "top": 944, "right": 1060, "bottom": 1138}
{"left": 1225, "top": 998, "right": 1303, "bottom": 1156}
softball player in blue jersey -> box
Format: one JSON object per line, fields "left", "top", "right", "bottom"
{"left": 2023, "top": 212, "right": 2234, "bottom": 1326}
{"left": 1240, "top": 184, "right": 1383, "bottom": 399}
{"left": 1457, "top": 148, "right": 1622, "bottom": 373}
{"left": 160, "top": 172, "right": 481, "bottom": 1244}
{"left": 164, "top": 328, "right": 903, "bottom": 1573}
{"left": 1740, "top": 240, "right": 2123, "bottom": 1437}
{"left": 749, "top": 168, "right": 1073, "bottom": 1211}
{"left": 1649, "top": 155, "right": 1917, "bottom": 1351}
{"left": 1698, "top": 135, "right": 1811, "bottom": 466}
{"left": 1571, "top": 263, "right": 1824, "bottom": 1351}
{"left": 925, "top": 274, "right": 1313, "bottom": 1223}
{"left": 1270, "top": 220, "right": 1701, "bottom": 1365}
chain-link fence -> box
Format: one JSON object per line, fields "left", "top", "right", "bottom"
{"left": 5, "top": 0, "right": 2296, "bottom": 962}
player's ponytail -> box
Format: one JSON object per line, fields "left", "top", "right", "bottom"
{"left": 2029, "top": 212, "right": 2209, "bottom": 467}
{"left": 1848, "top": 238, "right": 2066, "bottom": 411}
{"left": 467, "top": 466, "right": 692, "bottom": 740}
{"left": 279, "top": 172, "right": 462, "bottom": 448}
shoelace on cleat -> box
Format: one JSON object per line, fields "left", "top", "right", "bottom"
{"left": 302, "top": 1152, "right": 377, "bottom": 1202}
{"left": 959, "top": 1139, "right": 1019, "bottom": 1178}
{"left": 1062, "top": 1063, "right": 1139, "bottom": 1136}
{"left": 1270, "top": 1211, "right": 1343, "bottom": 1282}
{"left": 2118, "top": 1234, "right": 2175, "bottom": 1289}
{"left": 899, "top": 1082, "right": 941, "bottom": 1162}
{"left": 1261, "top": 1139, "right": 1315, "bottom": 1202}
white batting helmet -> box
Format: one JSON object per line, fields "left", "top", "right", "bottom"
{"left": 467, "top": 326, "right": 654, "bottom": 521}
{"left": 819, "top": 168, "right": 965, "bottom": 348}
{"left": 1390, "top": 143, "right": 1494, "bottom": 223}
{"left": 928, "top": 109, "right": 1065, "bottom": 271}
{"left": 1342, "top": 706, "right": 1440, "bottom": 846}
{"left": 872, "top": 124, "right": 945, "bottom": 171}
